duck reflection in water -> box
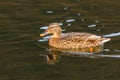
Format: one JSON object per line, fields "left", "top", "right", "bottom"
{"left": 40, "top": 45, "right": 104, "bottom": 64}
{"left": 40, "top": 50, "right": 61, "bottom": 65}
{"left": 39, "top": 22, "right": 111, "bottom": 64}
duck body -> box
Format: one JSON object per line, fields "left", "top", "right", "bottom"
{"left": 49, "top": 32, "right": 109, "bottom": 49}
{"left": 40, "top": 23, "right": 110, "bottom": 49}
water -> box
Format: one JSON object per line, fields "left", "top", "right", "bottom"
{"left": 0, "top": 0, "right": 120, "bottom": 80}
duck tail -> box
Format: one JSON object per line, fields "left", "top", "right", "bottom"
{"left": 101, "top": 38, "right": 111, "bottom": 43}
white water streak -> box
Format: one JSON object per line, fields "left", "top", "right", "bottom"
{"left": 88, "top": 24, "right": 96, "bottom": 27}
{"left": 38, "top": 36, "right": 50, "bottom": 42}
{"left": 97, "top": 54, "right": 120, "bottom": 58}
{"left": 40, "top": 26, "right": 48, "bottom": 30}
{"left": 103, "top": 32, "right": 120, "bottom": 37}
{"left": 66, "top": 19, "right": 75, "bottom": 22}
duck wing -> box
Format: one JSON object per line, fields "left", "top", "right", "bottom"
{"left": 62, "top": 32, "right": 100, "bottom": 42}
{"left": 61, "top": 32, "right": 109, "bottom": 48}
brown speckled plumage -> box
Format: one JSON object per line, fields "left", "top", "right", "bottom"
{"left": 40, "top": 23, "right": 110, "bottom": 49}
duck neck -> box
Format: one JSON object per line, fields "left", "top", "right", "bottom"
{"left": 52, "top": 33, "right": 61, "bottom": 38}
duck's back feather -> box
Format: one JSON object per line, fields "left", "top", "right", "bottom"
{"left": 49, "top": 32, "right": 110, "bottom": 49}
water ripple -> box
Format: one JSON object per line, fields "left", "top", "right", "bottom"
{"left": 77, "top": 13, "right": 81, "bottom": 16}
{"left": 64, "top": 6, "right": 69, "bottom": 11}
{"left": 38, "top": 36, "right": 50, "bottom": 42}
{"left": 40, "top": 26, "right": 48, "bottom": 30}
{"left": 67, "top": 23, "right": 72, "bottom": 26}
{"left": 66, "top": 19, "right": 75, "bottom": 23}
{"left": 114, "top": 49, "right": 120, "bottom": 52}
{"left": 103, "top": 32, "right": 120, "bottom": 37}
{"left": 46, "top": 11, "right": 54, "bottom": 14}
{"left": 88, "top": 24, "right": 96, "bottom": 27}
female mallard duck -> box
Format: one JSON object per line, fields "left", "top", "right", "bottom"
{"left": 40, "top": 23, "right": 110, "bottom": 49}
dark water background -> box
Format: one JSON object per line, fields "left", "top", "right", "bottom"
{"left": 0, "top": 0, "right": 120, "bottom": 80}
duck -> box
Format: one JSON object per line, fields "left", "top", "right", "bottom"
{"left": 40, "top": 23, "right": 110, "bottom": 50}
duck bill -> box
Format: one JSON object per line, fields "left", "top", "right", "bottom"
{"left": 40, "top": 31, "right": 48, "bottom": 37}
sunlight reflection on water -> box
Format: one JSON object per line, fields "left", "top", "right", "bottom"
{"left": 40, "top": 26, "right": 48, "bottom": 30}
{"left": 64, "top": 6, "right": 69, "bottom": 11}
{"left": 103, "top": 32, "right": 120, "bottom": 37}
{"left": 66, "top": 19, "right": 76, "bottom": 23}
{"left": 38, "top": 36, "right": 50, "bottom": 42}
{"left": 88, "top": 24, "right": 96, "bottom": 28}
{"left": 46, "top": 10, "right": 54, "bottom": 14}
{"left": 114, "top": 49, "right": 120, "bottom": 52}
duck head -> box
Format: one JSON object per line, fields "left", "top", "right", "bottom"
{"left": 40, "top": 23, "right": 62, "bottom": 38}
